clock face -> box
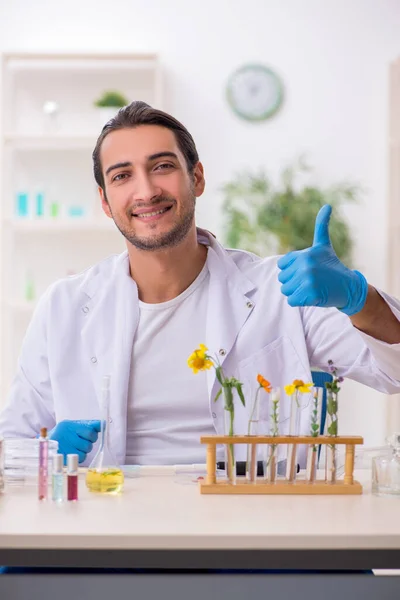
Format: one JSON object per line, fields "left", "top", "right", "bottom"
{"left": 226, "top": 64, "right": 284, "bottom": 122}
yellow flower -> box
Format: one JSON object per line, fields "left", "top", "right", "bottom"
{"left": 187, "top": 344, "right": 213, "bottom": 374}
{"left": 257, "top": 374, "right": 272, "bottom": 393}
{"left": 284, "top": 379, "right": 313, "bottom": 395}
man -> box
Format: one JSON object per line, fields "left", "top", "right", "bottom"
{"left": 1, "top": 100, "right": 400, "bottom": 466}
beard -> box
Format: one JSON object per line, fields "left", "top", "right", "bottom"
{"left": 108, "top": 192, "right": 196, "bottom": 251}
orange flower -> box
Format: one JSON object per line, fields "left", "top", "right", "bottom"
{"left": 257, "top": 374, "right": 272, "bottom": 393}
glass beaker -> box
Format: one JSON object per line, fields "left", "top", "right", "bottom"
{"left": 372, "top": 433, "right": 400, "bottom": 496}
{"left": 86, "top": 375, "right": 124, "bottom": 494}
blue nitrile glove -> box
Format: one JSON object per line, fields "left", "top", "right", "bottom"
{"left": 277, "top": 204, "right": 368, "bottom": 316}
{"left": 48, "top": 420, "right": 101, "bottom": 464}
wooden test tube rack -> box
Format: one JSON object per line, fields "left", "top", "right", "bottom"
{"left": 200, "top": 435, "right": 364, "bottom": 495}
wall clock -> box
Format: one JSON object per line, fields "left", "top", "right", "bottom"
{"left": 226, "top": 63, "right": 284, "bottom": 122}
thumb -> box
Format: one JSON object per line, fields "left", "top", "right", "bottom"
{"left": 74, "top": 419, "right": 102, "bottom": 433}
{"left": 312, "top": 204, "right": 332, "bottom": 246}
{"left": 88, "top": 419, "right": 102, "bottom": 433}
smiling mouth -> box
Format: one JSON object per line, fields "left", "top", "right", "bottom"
{"left": 132, "top": 206, "right": 173, "bottom": 218}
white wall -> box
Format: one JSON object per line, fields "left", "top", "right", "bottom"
{"left": 1, "top": 0, "right": 399, "bottom": 446}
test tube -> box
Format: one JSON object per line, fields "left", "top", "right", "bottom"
{"left": 52, "top": 454, "right": 64, "bottom": 502}
{"left": 67, "top": 454, "right": 78, "bottom": 501}
{"left": 38, "top": 427, "right": 48, "bottom": 501}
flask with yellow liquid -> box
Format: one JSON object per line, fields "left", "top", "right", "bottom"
{"left": 86, "top": 375, "right": 124, "bottom": 494}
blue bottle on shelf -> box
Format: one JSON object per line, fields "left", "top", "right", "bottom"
{"left": 15, "top": 192, "right": 29, "bottom": 218}
{"left": 36, "top": 192, "right": 45, "bottom": 217}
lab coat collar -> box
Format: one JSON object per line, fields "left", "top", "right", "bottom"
{"left": 196, "top": 227, "right": 257, "bottom": 297}
{"left": 81, "top": 228, "right": 257, "bottom": 301}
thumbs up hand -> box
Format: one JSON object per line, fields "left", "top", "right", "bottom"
{"left": 277, "top": 205, "right": 368, "bottom": 315}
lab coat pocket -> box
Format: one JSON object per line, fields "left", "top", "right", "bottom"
{"left": 238, "top": 335, "right": 311, "bottom": 431}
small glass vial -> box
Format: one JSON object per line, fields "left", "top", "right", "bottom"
{"left": 67, "top": 454, "right": 78, "bottom": 501}
{"left": 52, "top": 454, "right": 64, "bottom": 502}
{"left": 372, "top": 433, "right": 400, "bottom": 496}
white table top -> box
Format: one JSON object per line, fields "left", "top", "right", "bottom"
{"left": 1, "top": 468, "right": 400, "bottom": 552}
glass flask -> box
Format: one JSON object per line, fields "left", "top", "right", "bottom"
{"left": 372, "top": 432, "right": 400, "bottom": 496}
{"left": 86, "top": 375, "right": 124, "bottom": 494}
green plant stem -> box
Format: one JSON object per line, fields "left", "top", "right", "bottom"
{"left": 224, "top": 386, "right": 235, "bottom": 468}
{"left": 267, "top": 395, "right": 279, "bottom": 467}
{"left": 326, "top": 390, "right": 338, "bottom": 482}
{"left": 310, "top": 391, "right": 320, "bottom": 452}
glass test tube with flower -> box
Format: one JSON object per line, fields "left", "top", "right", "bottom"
{"left": 284, "top": 379, "right": 313, "bottom": 482}
{"left": 246, "top": 375, "right": 272, "bottom": 483}
{"left": 306, "top": 387, "right": 323, "bottom": 482}
{"left": 187, "top": 344, "right": 245, "bottom": 484}
{"left": 325, "top": 360, "right": 343, "bottom": 483}
{"left": 265, "top": 386, "right": 280, "bottom": 482}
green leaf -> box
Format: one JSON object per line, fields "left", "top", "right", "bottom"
{"left": 213, "top": 388, "right": 222, "bottom": 403}
{"left": 235, "top": 383, "right": 246, "bottom": 407}
{"left": 223, "top": 385, "right": 234, "bottom": 410}
{"left": 327, "top": 421, "right": 338, "bottom": 436}
{"left": 215, "top": 367, "right": 223, "bottom": 385}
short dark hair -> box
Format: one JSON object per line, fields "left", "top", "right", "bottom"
{"left": 92, "top": 101, "right": 199, "bottom": 191}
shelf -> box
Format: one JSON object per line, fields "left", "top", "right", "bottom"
{"left": 0, "top": 51, "right": 161, "bottom": 400}
{"left": 5, "top": 55, "right": 158, "bottom": 73}
{"left": 5, "top": 218, "right": 117, "bottom": 233}
{"left": 4, "top": 135, "right": 97, "bottom": 150}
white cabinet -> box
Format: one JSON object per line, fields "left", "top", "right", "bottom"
{"left": 0, "top": 52, "right": 162, "bottom": 402}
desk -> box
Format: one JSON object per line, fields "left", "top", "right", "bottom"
{"left": 2, "top": 469, "right": 400, "bottom": 599}
{"left": 0, "top": 467, "right": 400, "bottom": 571}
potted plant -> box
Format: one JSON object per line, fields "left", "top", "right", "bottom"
{"left": 94, "top": 90, "right": 129, "bottom": 125}
{"left": 222, "top": 156, "right": 361, "bottom": 266}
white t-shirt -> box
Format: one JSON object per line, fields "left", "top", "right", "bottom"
{"left": 125, "top": 257, "right": 216, "bottom": 465}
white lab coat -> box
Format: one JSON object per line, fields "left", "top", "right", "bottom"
{"left": 1, "top": 228, "right": 400, "bottom": 466}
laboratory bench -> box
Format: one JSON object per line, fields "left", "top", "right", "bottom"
{"left": 1, "top": 467, "right": 400, "bottom": 599}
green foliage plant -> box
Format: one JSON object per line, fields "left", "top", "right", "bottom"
{"left": 222, "top": 156, "right": 361, "bottom": 266}
{"left": 94, "top": 90, "right": 129, "bottom": 108}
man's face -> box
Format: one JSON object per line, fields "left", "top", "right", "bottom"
{"left": 99, "top": 125, "right": 205, "bottom": 251}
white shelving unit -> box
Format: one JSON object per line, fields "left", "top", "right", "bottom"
{"left": 0, "top": 52, "right": 162, "bottom": 402}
